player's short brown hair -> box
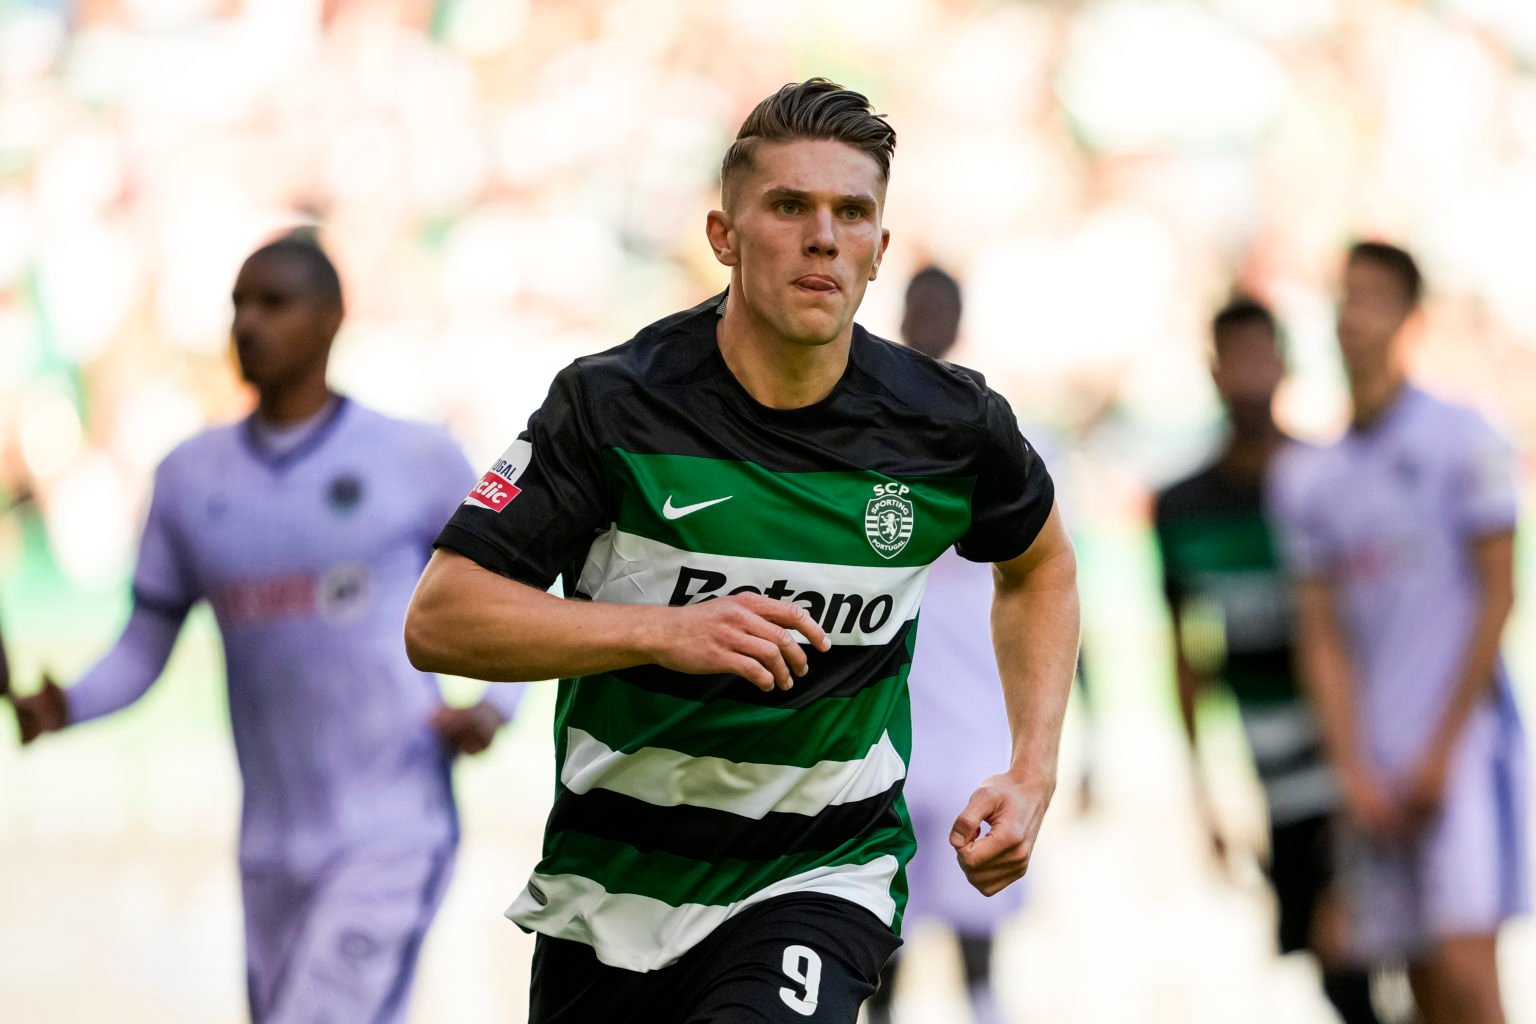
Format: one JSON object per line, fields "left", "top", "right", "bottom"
{"left": 720, "top": 78, "right": 896, "bottom": 209}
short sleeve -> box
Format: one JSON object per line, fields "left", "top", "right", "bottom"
{"left": 434, "top": 364, "right": 609, "bottom": 589}
{"left": 1453, "top": 414, "right": 1518, "bottom": 539}
{"left": 132, "top": 459, "right": 199, "bottom": 619}
{"left": 954, "top": 390, "right": 1056, "bottom": 564}
{"left": 1265, "top": 447, "right": 1334, "bottom": 580}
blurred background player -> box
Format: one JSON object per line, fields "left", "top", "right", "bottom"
{"left": 1153, "top": 298, "right": 1380, "bottom": 1024}
{"left": 866, "top": 266, "right": 1033, "bottom": 1024}
{"left": 1272, "top": 242, "right": 1526, "bottom": 1024}
{"left": 9, "top": 235, "right": 521, "bottom": 1023}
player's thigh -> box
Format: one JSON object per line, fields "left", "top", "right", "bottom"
{"left": 682, "top": 895, "right": 901, "bottom": 1024}
{"left": 1421, "top": 935, "right": 1504, "bottom": 1024}
{"left": 262, "top": 846, "right": 453, "bottom": 1024}
{"left": 529, "top": 934, "right": 681, "bottom": 1024}
{"left": 242, "top": 869, "right": 314, "bottom": 1018}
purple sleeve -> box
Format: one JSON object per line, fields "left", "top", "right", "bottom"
{"left": 480, "top": 683, "right": 526, "bottom": 722}
{"left": 1454, "top": 414, "right": 1519, "bottom": 539}
{"left": 1267, "top": 446, "right": 1335, "bottom": 580}
{"left": 66, "top": 605, "right": 184, "bottom": 725}
{"left": 132, "top": 459, "right": 199, "bottom": 617}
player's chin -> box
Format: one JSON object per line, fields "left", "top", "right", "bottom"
{"left": 780, "top": 309, "right": 848, "bottom": 348}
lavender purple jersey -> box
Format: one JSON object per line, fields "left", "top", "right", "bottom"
{"left": 1269, "top": 384, "right": 1527, "bottom": 954}
{"left": 904, "top": 548, "right": 1025, "bottom": 932}
{"left": 1269, "top": 385, "right": 1521, "bottom": 771}
{"left": 67, "top": 398, "right": 510, "bottom": 870}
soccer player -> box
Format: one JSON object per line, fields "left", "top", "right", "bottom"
{"left": 864, "top": 266, "right": 1024, "bottom": 1024}
{"left": 1271, "top": 242, "right": 1526, "bottom": 1024}
{"left": 404, "top": 79, "right": 1080, "bottom": 1023}
{"left": 10, "top": 236, "right": 521, "bottom": 1023}
{"left": 1155, "top": 298, "right": 1379, "bottom": 1024}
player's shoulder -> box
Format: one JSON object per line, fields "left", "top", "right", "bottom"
{"left": 847, "top": 326, "right": 994, "bottom": 427}
{"left": 1267, "top": 437, "right": 1335, "bottom": 511}
{"left": 155, "top": 419, "right": 244, "bottom": 475}
{"left": 561, "top": 293, "right": 723, "bottom": 404}
{"left": 1406, "top": 386, "right": 1506, "bottom": 450}
{"left": 336, "top": 400, "right": 470, "bottom": 475}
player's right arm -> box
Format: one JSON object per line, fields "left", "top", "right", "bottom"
{"left": 406, "top": 550, "right": 827, "bottom": 691}
{"left": 1152, "top": 499, "right": 1226, "bottom": 862}
{"left": 1272, "top": 453, "right": 1400, "bottom": 840}
{"left": 1293, "top": 578, "right": 1401, "bottom": 839}
{"left": 405, "top": 364, "right": 827, "bottom": 693}
{"left": 14, "top": 605, "right": 185, "bottom": 743}
{"left": 14, "top": 455, "right": 194, "bottom": 744}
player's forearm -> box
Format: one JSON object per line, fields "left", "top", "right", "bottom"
{"left": 405, "top": 550, "right": 660, "bottom": 682}
{"left": 66, "top": 606, "right": 181, "bottom": 725}
{"left": 1169, "top": 629, "right": 1204, "bottom": 749}
{"left": 992, "top": 541, "right": 1080, "bottom": 791}
{"left": 1426, "top": 534, "right": 1515, "bottom": 760}
{"left": 1294, "top": 581, "right": 1366, "bottom": 777}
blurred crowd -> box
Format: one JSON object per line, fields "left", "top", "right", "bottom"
{"left": 4, "top": 0, "right": 1536, "bottom": 589}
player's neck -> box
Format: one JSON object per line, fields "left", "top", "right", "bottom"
{"left": 257, "top": 377, "right": 336, "bottom": 426}
{"left": 1220, "top": 421, "right": 1284, "bottom": 482}
{"left": 716, "top": 301, "right": 851, "bottom": 410}
{"left": 1348, "top": 366, "right": 1406, "bottom": 431}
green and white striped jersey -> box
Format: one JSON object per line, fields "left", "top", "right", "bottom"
{"left": 437, "top": 293, "right": 1054, "bottom": 971}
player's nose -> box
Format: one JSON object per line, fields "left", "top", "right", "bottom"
{"left": 804, "top": 208, "right": 838, "bottom": 259}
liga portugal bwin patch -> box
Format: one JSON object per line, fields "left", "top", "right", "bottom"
{"left": 465, "top": 439, "right": 534, "bottom": 513}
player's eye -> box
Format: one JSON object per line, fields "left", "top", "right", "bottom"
{"left": 777, "top": 200, "right": 800, "bottom": 215}
{"left": 840, "top": 206, "right": 865, "bottom": 220}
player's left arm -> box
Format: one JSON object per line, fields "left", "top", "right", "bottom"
{"left": 1405, "top": 418, "right": 1520, "bottom": 823}
{"left": 1403, "top": 528, "right": 1516, "bottom": 822}
{"left": 950, "top": 502, "right": 1080, "bottom": 896}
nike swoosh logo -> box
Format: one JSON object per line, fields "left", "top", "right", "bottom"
{"left": 662, "top": 494, "right": 733, "bottom": 520}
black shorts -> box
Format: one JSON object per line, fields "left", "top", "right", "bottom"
{"left": 1268, "top": 812, "right": 1337, "bottom": 955}
{"left": 528, "top": 893, "right": 901, "bottom": 1023}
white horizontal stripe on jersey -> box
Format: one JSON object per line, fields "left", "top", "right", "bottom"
{"left": 1263, "top": 762, "right": 1340, "bottom": 826}
{"left": 575, "top": 527, "right": 931, "bottom": 647}
{"left": 505, "top": 855, "right": 901, "bottom": 972}
{"left": 560, "top": 727, "right": 907, "bottom": 819}
{"left": 1239, "top": 702, "right": 1322, "bottom": 762}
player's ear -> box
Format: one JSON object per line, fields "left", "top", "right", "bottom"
{"left": 706, "top": 209, "right": 739, "bottom": 268}
{"left": 869, "top": 228, "right": 891, "bottom": 282}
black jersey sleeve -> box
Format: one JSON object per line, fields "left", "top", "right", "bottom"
{"left": 954, "top": 390, "right": 1056, "bottom": 564}
{"left": 434, "top": 363, "right": 610, "bottom": 589}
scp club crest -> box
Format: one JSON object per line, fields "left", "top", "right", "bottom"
{"left": 865, "top": 482, "right": 914, "bottom": 559}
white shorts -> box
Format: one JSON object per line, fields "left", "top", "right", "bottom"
{"left": 1340, "top": 710, "right": 1528, "bottom": 962}
{"left": 242, "top": 844, "right": 454, "bottom": 1024}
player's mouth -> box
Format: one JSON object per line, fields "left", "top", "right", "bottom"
{"left": 793, "top": 275, "right": 839, "bottom": 295}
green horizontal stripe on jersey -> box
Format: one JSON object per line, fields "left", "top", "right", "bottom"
{"left": 553, "top": 666, "right": 914, "bottom": 771}
{"left": 602, "top": 449, "right": 974, "bottom": 568}
{"left": 540, "top": 817, "right": 915, "bottom": 911}
{"left": 1159, "top": 514, "right": 1278, "bottom": 570}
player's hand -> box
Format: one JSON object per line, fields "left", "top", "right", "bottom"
{"left": 653, "top": 595, "right": 830, "bottom": 693}
{"left": 1340, "top": 764, "right": 1405, "bottom": 842}
{"left": 430, "top": 701, "right": 506, "bottom": 756}
{"left": 1400, "top": 744, "right": 1452, "bottom": 828}
{"left": 949, "top": 770, "right": 1053, "bottom": 896}
{"left": 13, "top": 673, "right": 67, "bottom": 745}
